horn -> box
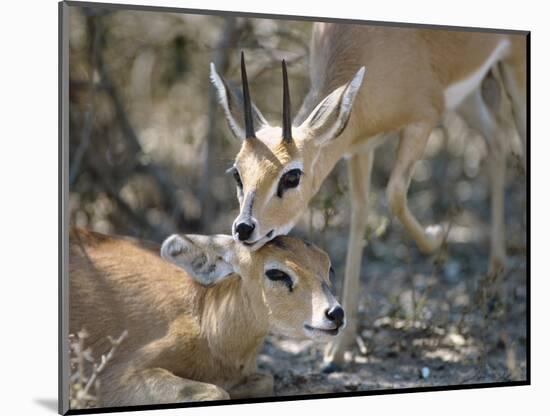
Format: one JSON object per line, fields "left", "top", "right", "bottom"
{"left": 240, "top": 52, "right": 256, "bottom": 139}
{"left": 281, "top": 59, "right": 293, "bottom": 143}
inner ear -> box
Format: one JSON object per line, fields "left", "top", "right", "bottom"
{"left": 298, "top": 66, "right": 365, "bottom": 146}
{"left": 161, "top": 234, "right": 236, "bottom": 287}
{"left": 210, "top": 63, "right": 269, "bottom": 140}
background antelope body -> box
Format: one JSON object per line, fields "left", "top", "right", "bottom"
{"left": 65, "top": 4, "right": 528, "bottom": 411}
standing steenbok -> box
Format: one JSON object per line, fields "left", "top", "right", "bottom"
{"left": 70, "top": 228, "right": 343, "bottom": 407}
{"left": 210, "top": 25, "right": 526, "bottom": 364}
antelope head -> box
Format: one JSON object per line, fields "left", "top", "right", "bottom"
{"left": 210, "top": 52, "right": 365, "bottom": 249}
{"left": 161, "top": 233, "right": 345, "bottom": 340}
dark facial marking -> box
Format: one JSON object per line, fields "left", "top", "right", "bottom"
{"left": 241, "top": 190, "right": 256, "bottom": 219}
{"left": 227, "top": 166, "right": 243, "bottom": 190}
{"left": 233, "top": 169, "right": 243, "bottom": 189}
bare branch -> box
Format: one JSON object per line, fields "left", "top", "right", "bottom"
{"left": 199, "top": 17, "right": 240, "bottom": 230}
{"left": 80, "top": 330, "right": 128, "bottom": 399}
{"left": 79, "top": 12, "right": 190, "bottom": 231}
{"left": 69, "top": 14, "right": 101, "bottom": 186}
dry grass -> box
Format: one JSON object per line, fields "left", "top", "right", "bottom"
{"left": 69, "top": 329, "right": 128, "bottom": 409}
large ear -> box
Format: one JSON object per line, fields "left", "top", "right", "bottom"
{"left": 210, "top": 63, "right": 269, "bottom": 140}
{"left": 298, "top": 67, "right": 365, "bottom": 146}
{"left": 161, "top": 234, "right": 236, "bottom": 287}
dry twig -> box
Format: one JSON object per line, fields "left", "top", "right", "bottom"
{"left": 69, "top": 329, "right": 128, "bottom": 409}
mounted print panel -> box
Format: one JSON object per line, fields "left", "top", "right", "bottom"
{"left": 59, "top": 1, "right": 529, "bottom": 414}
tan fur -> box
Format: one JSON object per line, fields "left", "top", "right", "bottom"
{"left": 69, "top": 228, "right": 340, "bottom": 407}
{"left": 214, "top": 23, "right": 526, "bottom": 365}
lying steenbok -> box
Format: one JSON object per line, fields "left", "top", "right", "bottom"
{"left": 210, "top": 25, "right": 526, "bottom": 363}
{"left": 70, "top": 228, "right": 344, "bottom": 407}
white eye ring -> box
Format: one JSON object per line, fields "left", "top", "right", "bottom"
{"left": 270, "top": 160, "right": 304, "bottom": 199}
{"left": 264, "top": 261, "right": 298, "bottom": 287}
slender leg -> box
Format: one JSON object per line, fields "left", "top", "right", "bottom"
{"left": 386, "top": 122, "right": 445, "bottom": 254}
{"left": 500, "top": 61, "right": 527, "bottom": 167}
{"left": 100, "top": 367, "right": 230, "bottom": 407}
{"left": 458, "top": 84, "right": 507, "bottom": 275}
{"left": 227, "top": 372, "right": 274, "bottom": 399}
{"left": 325, "top": 151, "right": 374, "bottom": 365}
{"left": 488, "top": 142, "right": 507, "bottom": 275}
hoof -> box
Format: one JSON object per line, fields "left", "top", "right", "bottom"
{"left": 419, "top": 224, "right": 445, "bottom": 254}
{"left": 321, "top": 362, "right": 341, "bottom": 374}
{"left": 488, "top": 254, "right": 506, "bottom": 279}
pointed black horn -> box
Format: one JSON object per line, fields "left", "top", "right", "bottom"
{"left": 281, "top": 59, "right": 293, "bottom": 143}
{"left": 241, "top": 52, "right": 256, "bottom": 139}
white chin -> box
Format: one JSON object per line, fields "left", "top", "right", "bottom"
{"left": 242, "top": 237, "right": 269, "bottom": 251}
{"left": 303, "top": 325, "right": 340, "bottom": 341}
{"left": 237, "top": 233, "right": 276, "bottom": 251}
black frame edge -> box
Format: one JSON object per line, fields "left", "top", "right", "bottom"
{"left": 59, "top": 1, "right": 70, "bottom": 415}
{"left": 525, "top": 31, "right": 531, "bottom": 386}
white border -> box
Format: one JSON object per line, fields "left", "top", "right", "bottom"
{"left": 2, "top": 0, "right": 547, "bottom": 415}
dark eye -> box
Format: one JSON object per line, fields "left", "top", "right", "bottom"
{"left": 265, "top": 269, "right": 294, "bottom": 292}
{"left": 277, "top": 169, "right": 302, "bottom": 198}
{"left": 232, "top": 169, "right": 243, "bottom": 189}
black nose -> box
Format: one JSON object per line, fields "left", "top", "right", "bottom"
{"left": 235, "top": 222, "right": 255, "bottom": 241}
{"left": 325, "top": 305, "right": 344, "bottom": 327}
